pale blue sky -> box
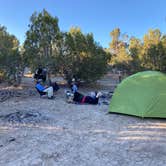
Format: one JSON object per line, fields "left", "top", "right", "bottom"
{"left": 0, "top": 0, "right": 166, "bottom": 47}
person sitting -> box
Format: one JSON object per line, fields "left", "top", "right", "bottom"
{"left": 71, "top": 78, "right": 78, "bottom": 93}
{"left": 66, "top": 91, "right": 102, "bottom": 105}
{"left": 35, "top": 80, "right": 54, "bottom": 99}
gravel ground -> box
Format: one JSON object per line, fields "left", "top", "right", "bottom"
{"left": 0, "top": 76, "right": 166, "bottom": 166}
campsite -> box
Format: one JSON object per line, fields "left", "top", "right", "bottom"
{"left": 1, "top": 1, "right": 166, "bottom": 165}
{"left": 0, "top": 73, "right": 166, "bottom": 165}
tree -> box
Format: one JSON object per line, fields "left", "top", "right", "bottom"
{"left": 109, "top": 28, "right": 120, "bottom": 54}
{"left": 109, "top": 28, "right": 166, "bottom": 74}
{"left": 128, "top": 37, "right": 143, "bottom": 73}
{"left": 141, "top": 29, "right": 166, "bottom": 71}
{"left": 59, "top": 27, "right": 110, "bottom": 83}
{"left": 161, "top": 35, "right": 166, "bottom": 72}
{"left": 109, "top": 28, "right": 131, "bottom": 72}
{"left": 0, "top": 25, "right": 21, "bottom": 83}
{"left": 24, "top": 9, "right": 61, "bottom": 73}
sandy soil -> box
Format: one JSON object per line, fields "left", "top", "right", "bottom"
{"left": 0, "top": 76, "right": 166, "bottom": 166}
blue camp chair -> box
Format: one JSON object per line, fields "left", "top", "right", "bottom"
{"left": 35, "top": 87, "right": 47, "bottom": 97}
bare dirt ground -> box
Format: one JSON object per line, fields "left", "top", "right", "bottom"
{"left": 0, "top": 74, "right": 166, "bottom": 166}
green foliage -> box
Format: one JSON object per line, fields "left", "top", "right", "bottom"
{"left": 128, "top": 37, "right": 143, "bottom": 73}
{"left": 59, "top": 27, "right": 110, "bottom": 82}
{"left": 141, "top": 29, "right": 166, "bottom": 72}
{"left": 109, "top": 28, "right": 132, "bottom": 72}
{"left": 0, "top": 25, "right": 21, "bottom": 83}
{"left": 23, "top": 10, "right": 110, "bottom": 83}
{"left": 109, "top": 28, "right": 166, "bottom": 74}
{"left": 109, "top": 28, "right": 120, "bottom": 54}
{"left": 24, "top": 9, "right": 61, "bottom": 71}
{"left": 2, "top": 8, "right": 166, "bottom": 84}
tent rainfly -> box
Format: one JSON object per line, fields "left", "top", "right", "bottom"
{"left": 109, "top": 71, "right": 166, "bottom": 118}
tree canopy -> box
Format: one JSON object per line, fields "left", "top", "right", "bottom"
{"left": 0, "top": 25, "right": 21, "bottom": 83}
{"left": 58, "top": 27, "right": 110, "bottom": 82}
{"left": 1, "top": 9, "right": 166, "bottom": 85}
{"left": 24, "top": 9, "right": 61, "bottom": 71}
{"left": 23, "top": 10, "right": 110, "bottom": 83}
{"left": 109, "top": 28, "right": 166, "bottom": 74}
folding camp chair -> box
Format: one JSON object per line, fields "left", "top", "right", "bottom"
{"left": 35, "top": 87, "right": 47, "bottom": 97}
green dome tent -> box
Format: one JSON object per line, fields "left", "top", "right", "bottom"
{"left": 109, "top": 71, "right": 166, "bottom": 118}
